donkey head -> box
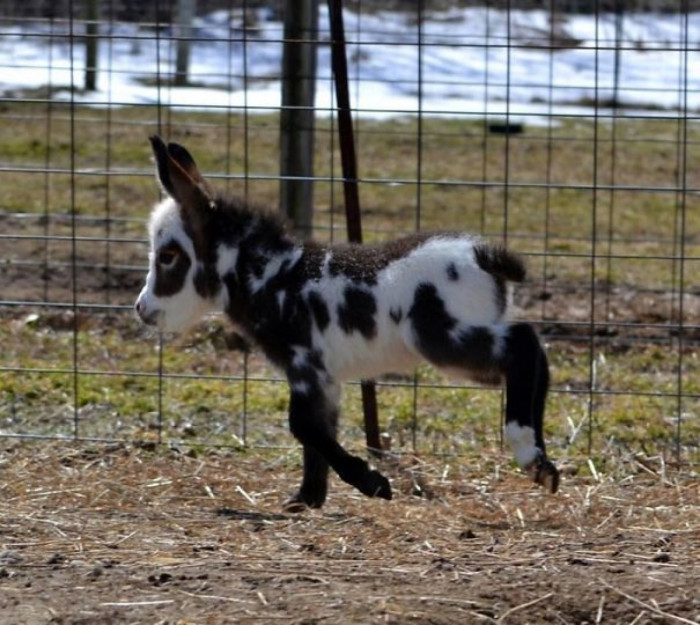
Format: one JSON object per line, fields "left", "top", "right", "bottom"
{"left": 135, "top": 136, "right": 221, "bottom": 333}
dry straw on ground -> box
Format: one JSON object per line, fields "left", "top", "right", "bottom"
{"left": 1, "top": 442, "right": 698, "bottom": 624}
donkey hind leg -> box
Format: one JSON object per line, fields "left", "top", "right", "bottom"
{"left": 411, "top": 318, "right": 558, "bottom": 493}
{"left": 500, "top": 323, "right": 559, "bottom": 493}
{"left": 286, "top": 384, "right": 392, "bottom": 509}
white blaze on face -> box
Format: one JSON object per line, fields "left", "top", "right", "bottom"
{"left": 505, "top": 422, "right": 539, "bottom": 468}
{"left": 135, "top": 198, "right": 218, "bottom": 333}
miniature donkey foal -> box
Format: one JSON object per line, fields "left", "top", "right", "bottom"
{"left": 135, "top": 136, "right": 559, "bottom": 509}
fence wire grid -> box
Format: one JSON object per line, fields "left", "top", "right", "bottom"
{"left": 0, "top": 1, "right": 698, "bottom": 472}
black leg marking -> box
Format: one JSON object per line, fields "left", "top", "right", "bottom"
{"left": 502, "top": 324, "right": 549, "bottom": 450}
{"left": 285, "top": 446, "right": 332, "bottom": 512}
{"left": 287, "top": 387, "right": 391, "bottom": 507}
{"left": 285, "top": 363, "right": 336, "bottom": 511}
{"left": 501, "top": 323, "right": 559, "bottom": 493}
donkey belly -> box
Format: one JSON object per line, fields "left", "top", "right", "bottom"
{"left": 321, "top": 327, "right": 420, "bottom": 382}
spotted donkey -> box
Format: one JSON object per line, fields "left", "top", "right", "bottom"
{"left": 135, "top": 136, "right": 559, "bottom": 510}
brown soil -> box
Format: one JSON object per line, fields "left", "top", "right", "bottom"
{"left": 1, "top": 443, "right": 698, "bottom": 625}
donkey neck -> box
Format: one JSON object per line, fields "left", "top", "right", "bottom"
{"left": 214, "top": 204, "right": 306, "bottom": 343}
{"left": 236, "top": 213, "right": 300, "bottom": 287}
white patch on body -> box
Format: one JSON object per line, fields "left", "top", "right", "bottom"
{"left": 302, "top": 266, "right": 417, "bottom": 381}
{"left": 505, "top": 422, "right": 539, "bottom": 468}
{"left": 383, "top": 237, "right": 502, "bottom": 326}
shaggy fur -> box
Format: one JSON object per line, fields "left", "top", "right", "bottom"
{"left": 135, "top": 136, "right": 559, "bottom": 509}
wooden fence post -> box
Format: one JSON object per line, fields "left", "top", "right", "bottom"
{"left": 279, "top": 0, "right": 318, "bottom": 237}
{"left": 175, "top": 0, "right": 197, "bottom": 86}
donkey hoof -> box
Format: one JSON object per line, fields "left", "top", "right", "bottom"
{"left": 283, "top": 490, "right": 326, "bottom": 513}
{"left": 364, "top": 470, "right": 392, "bottom": 500}
{"left": 283, "top": 496, "right": 309, "bottom": 514}
{"left": 526, "top": 457, "right": 560, "bottom": 494}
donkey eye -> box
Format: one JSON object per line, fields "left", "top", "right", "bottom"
{"left": 157, "top": 248, "right": 179, "bottom": 267}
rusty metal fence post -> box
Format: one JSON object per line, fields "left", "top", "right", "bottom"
{"left": 326, "top": 0, "right": 381, "bottom": 457}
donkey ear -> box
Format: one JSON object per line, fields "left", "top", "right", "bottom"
{"left": 149, "top": 135, "right": 215, "bottom": 209}
{"left": 150, "top": 135, "right": 175, "bottom": 198}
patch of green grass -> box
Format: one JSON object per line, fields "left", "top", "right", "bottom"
{"left": 1, "top": 316, "right": 698, "bottom": 465}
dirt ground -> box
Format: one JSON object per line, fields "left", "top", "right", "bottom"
{"left": 1, "top": 443, "right": 698, "bottom": 625}
{"left": 2, "top": 211, "right": 699, "bottom": 624}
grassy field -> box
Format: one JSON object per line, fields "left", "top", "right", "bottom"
{"left": 1, "top": 101, "right": 699, "bottom": 473}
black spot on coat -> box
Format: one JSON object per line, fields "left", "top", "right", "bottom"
{"left": 408, "top": 283, "right": 498, "bottom": 374}
{"left": 287, "top": 349, "right": 327, "bottom": 391}
{"left": 337, "top": 286, "right": 377, "bottom": 339}
{"left": 307, "top": 291, "right": 330, "bottom": 332}
{"left": 446, "top": 262, "right": 459, "bottom": 281}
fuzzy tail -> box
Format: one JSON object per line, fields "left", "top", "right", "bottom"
{"left": 473, "top": 243, "right": 526, "bottom": 283}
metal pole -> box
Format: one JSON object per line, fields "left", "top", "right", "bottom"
{"left": 327, "top": 0, "right": 381, "bottom": 457}
{"left": 612, "top": 0, "right": 624, "bottom": 108}
{"left": 84, "top": 0, "right": 98, "bottom": 91}
{"left": 279, "top": 0, "right": 318, "bottom": 238}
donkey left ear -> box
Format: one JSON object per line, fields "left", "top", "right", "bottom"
{"left": 150, "top": 135, "right": 176, "bottom": 198}
{"left": 149, "top": 135, "right": 215, "bottom": 210}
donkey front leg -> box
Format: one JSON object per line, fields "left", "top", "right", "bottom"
{"left": 286, "top": 439, "right": 334, "bottom": 511}
{"left": 286, "top": 384, "right": 392, "bottom": 509}
{"left": 501, "top": 323, "right": 559, "bottom": 493}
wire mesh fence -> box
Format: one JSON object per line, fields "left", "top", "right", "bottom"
{"left": 1, "top": 1, "right": 698, "bottom": 472}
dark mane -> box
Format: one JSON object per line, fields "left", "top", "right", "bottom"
{"left": 213, "top": 192, "right": 292, "bottom": 245}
